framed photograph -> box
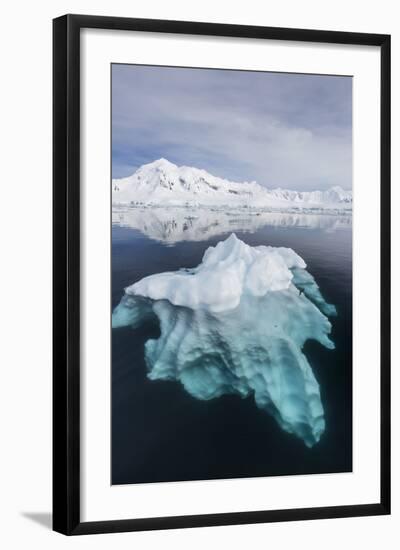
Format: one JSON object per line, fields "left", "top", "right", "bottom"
{"left": 53, "top": 14, "right": 390, "bottom": 535}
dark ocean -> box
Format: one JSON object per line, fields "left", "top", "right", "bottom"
{"left": 111, "top": 210, "right": 352, "bottom": 485}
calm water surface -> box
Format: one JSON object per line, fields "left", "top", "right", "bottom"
{"left": 111, "top": 209, "right": 352, "bottom": 485}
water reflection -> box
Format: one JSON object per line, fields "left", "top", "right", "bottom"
{"left": 112, "top": 206, "right": 352, "bottom": 244}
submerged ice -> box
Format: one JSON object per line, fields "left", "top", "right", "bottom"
{"left": 112, "top": 234, "right": 337, "bottom": 447}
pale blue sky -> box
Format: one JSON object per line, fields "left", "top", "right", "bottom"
{"left": 112, "top": 64, "right": 352, "bottom": 191}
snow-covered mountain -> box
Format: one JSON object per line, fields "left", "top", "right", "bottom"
{"left": 112, "top": 158, "right": 352, "bottom": 210}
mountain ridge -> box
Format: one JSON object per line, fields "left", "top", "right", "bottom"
{"left": 112, "top": 159, "right": 352, "bottom": 210}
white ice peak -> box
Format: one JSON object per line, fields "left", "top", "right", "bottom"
{"left": 125, "top": 233, "right": 307, "bottom": 313}
{"left": 112, "top": 158, "right": 352, "bottom": 209}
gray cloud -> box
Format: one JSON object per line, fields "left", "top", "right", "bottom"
{"left": 112, "top": 64, "right": 352, "bottom": 191}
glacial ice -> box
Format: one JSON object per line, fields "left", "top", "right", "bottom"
{"left": 123, "top": 234, "right": 306, "bottom": 313}
{"left": 112, "top": 234, "right": 337, "bottom": 447}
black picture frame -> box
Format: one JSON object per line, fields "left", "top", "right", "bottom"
{"left": 53, "top": 14, "right": 391, "bottom": 535}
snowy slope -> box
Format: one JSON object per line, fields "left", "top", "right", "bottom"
{"left": 112, "top": 158, "right": 352, "bottom": 210}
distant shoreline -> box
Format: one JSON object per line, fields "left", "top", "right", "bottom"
{"left": 112, "top": 203, "right": 353, "bottom": 216}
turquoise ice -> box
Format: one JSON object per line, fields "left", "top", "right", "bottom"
{"left": 112, "top": 234, "right": 336, "bottom": 447}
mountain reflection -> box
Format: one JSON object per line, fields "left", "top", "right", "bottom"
{"left": 112, "top": 206, "right": 352, "bottom": 244}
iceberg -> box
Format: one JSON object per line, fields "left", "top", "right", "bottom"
{"left": 112, "top": 234, "right": 337, "bottom": 447}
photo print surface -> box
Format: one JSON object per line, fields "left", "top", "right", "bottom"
{"left": 111, "top": 64, "right": 352, "bottom": 485}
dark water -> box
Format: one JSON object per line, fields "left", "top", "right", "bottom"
{"left": 111, "top": 214, "right": 352, "bottom": 485}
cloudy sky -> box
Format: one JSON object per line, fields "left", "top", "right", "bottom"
{"left": 112, "top": 64, "right": 352, "bottom": 191}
